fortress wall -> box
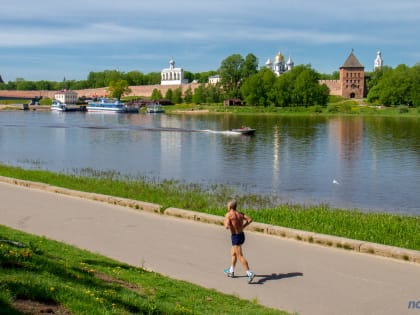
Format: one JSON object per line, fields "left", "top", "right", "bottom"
{"left": 0, "top": 83, "right": 201, "bottom": 100}
{"left": 2, "top": 81, "right": 344, "bottom": 99}
{"left": 319, "top": 80, "right": 341, "bottom": 96}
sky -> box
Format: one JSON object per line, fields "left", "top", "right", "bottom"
{"left": 0, "top": 0, "right": 419, "bottom": 82}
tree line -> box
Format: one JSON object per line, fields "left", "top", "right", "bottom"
{"left": 0, "top": 70, "right": 216, "bottom": 91}
{"left": 366, "top": 64, "right": 420, "bottom": 106}
{"left": 1, "top": 54, "right": 418, "bottom": 107}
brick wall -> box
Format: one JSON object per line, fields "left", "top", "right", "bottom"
{"left": 0, "top": 83, "right": 201, "bottom": 99}
{"left": 319, "top": 80, "right": 341, "bottom": 96}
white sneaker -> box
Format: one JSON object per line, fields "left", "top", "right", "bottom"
{"left": 224, "top": 268, "right": 234, "bottom": 277}
{"left": 247, "top": 271, "right": 255, "bottom": 283}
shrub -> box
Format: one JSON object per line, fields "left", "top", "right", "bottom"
{"left": 398, "top": 105, "right": 409, "bottom": 113}
{"left": 341, "top": 103, "right": 353, "bottom": 113}
{"left": 309, "top": 105, "right": 323, "bottom": 113}
{"left": 327, "top": 104, "right": 339, "bottom": 113}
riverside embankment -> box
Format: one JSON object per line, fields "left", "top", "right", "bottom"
{"left": 1, "top": 177, "right": 420, "bottom": 315}
{"left": 1, "top": 175, "right": 419, "bottom": 264}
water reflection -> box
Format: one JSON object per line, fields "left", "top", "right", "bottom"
{"left": 0, "top": 112, "right": 418, "bottom": 214}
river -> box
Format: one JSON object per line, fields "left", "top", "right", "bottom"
{"left": 0, "top": 110, "right": 419, "bottom": 215}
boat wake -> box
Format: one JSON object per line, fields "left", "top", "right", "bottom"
{"left": 201, "top": 129, "right": 242, "bottom": 135}
{"left": 2, "top": 122, "right": 247, "bottom": 136}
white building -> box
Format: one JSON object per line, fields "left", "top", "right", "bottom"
{"left": 374, "top": 50, "right": 384, "bottom": 70}
{"left": 54, "top": 90, "right": 78, "bottom": 104}
{"left": 161, "top": 57, "right": 188, "bottom": 85}
{"left": 265, "top": 52, "right": 294, "bottom": 76}
{"left": 208, "top": 75, "right": 220, "bottom": 84}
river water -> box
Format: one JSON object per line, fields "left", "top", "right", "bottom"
{"left": 0, "top": 110, "right": 419, "bottom": 215}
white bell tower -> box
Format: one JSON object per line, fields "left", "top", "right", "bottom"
{"left": 374, "top": 50, "right": 383, "bottom": 70}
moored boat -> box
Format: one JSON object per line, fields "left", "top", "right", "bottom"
{"left": 51, "top": 99, "right": 81, "bottom": 112}
{"left": 146, "top": 103, "right": 165, "bottom": 113}
{"left": 87, "top": 98, "right": 138, "bottom": 113}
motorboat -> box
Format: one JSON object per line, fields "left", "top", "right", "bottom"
{"left": 146, "top": 103, "right": 165, "bottom": 113}
{"left": 231, "top": 126, "right": 256, "bottom": 135}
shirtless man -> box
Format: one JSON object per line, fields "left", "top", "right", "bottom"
{"left": 223, "top": 199, "right": 255, "bottom": 283}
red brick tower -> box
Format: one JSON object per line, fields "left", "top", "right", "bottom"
{"left": 340, "top": 51, "right": 365, "bottom": 98}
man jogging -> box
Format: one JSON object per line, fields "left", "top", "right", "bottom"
{"left": 223, "top": 199, "right": 255, "bottom": 283}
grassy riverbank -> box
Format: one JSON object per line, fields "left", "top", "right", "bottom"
{"left": 1, "top": 96, "right": 419, "bottom": 116}
{"left": 0, "top": 225, "right": 285, "bottom": 315}
{"left": 0, "top": 165, "right": 419, "bottom": 251}
{"left": 165, "top": 97, "right": 420, "bottom": 117}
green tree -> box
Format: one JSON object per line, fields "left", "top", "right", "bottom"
{"left": 165, "top": 89, "right": 173, "bottom": 102}
{"left": 240, "top": 68, "right": 276, "bottom": 106}
{"left": 125, "top": 71, "right": 145, "bottom": 85}
{"left": 183, "top": 71, "right": 195, "bottom": 83}
{"left": 241, "top": 53, "right": 259, "bottom": 78}
{"left": 192, "top": 84, "right": 206, "bottom": 104}
{"left": 70, "top": 80, "right": 90, "bottom": 90}
{"left": 272, "top": 74, "right": 293, "bottom": 107}
{"left": 294, "top": 68, "right": 320, "bottom": 106}
{"left": 408, "top": 63, "right": 420, "bottom": 106}
{"left": 367, "top": 64, "right": 413, "bottom": 106}
{"left": 319, "top": 71, "right": 340, "bottom": 80}
{"left": 16, "top": 79, "right": 36, "bottom": 91}
{"left": 205, "top": 84, "right": 222, "bottom": 103}
{"left": 219, "top": 53, "right": 259, "bottom": 99}
{"left": 271, "top": 65, "right": 328, "bottom": 107}
{"left": 219, "top": 54, "right": 244, "bottom": 98}
{"left": 183, "top": 87, "right": 193, "bottom": 103}
{"left": 144, "top": 72, "right": 161, "bottom": 85}
{"left": 151, "top": 88, "right": 163, "bottom": 101}
{"left": 172, "top": 87, "right": 183, "bottom": 104}
{"left": 107, "top": 80, "right": 131, "bottom": 100}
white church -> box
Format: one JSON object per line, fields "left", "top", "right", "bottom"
{"left": 160, "top": 57, "right": 188, "bottom": 85}
{"left": 265, "top": 52, "right": 294, "bottom": 76}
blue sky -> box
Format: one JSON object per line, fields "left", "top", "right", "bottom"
{"left": 0, "top": 0, "right": 419, "bottom": 82}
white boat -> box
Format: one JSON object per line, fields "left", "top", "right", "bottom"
{"left": 87, "top": 98, "right": 138, "bottom": 113}
{"left": 146, "top": 103, "right": 165, "bottom": 113}
{"left": 51, "top": 99, "right": 81, "bottom": 112}
{"left": 231, "top": 126, "right": 256, "bottom": 135}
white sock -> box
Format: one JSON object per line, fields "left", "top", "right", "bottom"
{"left": 246, "top": 270, "right": 253, "bottom": 276}
{"left": 229, "top": 266, "right": 234, "bottom": 273}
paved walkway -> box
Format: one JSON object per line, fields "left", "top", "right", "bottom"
{"left": 1, "top": 181, "right": 419, "bottom": 315}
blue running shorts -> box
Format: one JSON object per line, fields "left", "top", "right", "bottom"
{"left": 231, "top": 232, "right": 245, "bottom": 246}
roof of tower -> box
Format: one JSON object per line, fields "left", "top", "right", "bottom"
{"left": 274, "top": 52, "right": 284, "bottom": 62}
{"left": 341, "top": 51, "right": 364, "bottom": 68}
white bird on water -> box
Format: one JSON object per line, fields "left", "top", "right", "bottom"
{"left": 332, "top": 179, "right": 340, "bottom": 185}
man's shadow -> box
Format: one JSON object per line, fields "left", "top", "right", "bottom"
{"left": 251, "top": 272, "right": 303, "bottom": 285}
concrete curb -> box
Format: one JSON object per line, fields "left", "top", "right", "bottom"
{"left": 163, "top": 208, "right": 420, "bottom": 264}
{"left": 0, "top": 176, "right": 161, "bottom": 214}
{"left": 1, "top": 176, "right": 419, "bottom": 264}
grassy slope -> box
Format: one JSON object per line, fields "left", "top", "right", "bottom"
{"left": 0, "top": 225, "right": 286, "bottom": 315}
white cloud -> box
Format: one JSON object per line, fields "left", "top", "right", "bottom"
{"left": 0, "top": 0, "right": 418, "bottom": 80}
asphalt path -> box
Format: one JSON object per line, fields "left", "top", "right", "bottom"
{"left": 1, "top": 181, "right": 419, "bottom": 315}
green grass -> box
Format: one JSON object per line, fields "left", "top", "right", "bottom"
{"left": 0, "top": 164, "right": 419, "bottom": 251}
{"left": 0, "top": 225, "right": 285, "bottom": 315}
{"left": 164, "top": 100, "right": 420, "bottom": 117}
{"left": 246, "top": 205, "right": 420, "bottom": 250}
{"left": 0, "top": 99, "right": 29, "bottom": 105}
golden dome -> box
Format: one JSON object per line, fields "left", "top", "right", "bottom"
{"left": 274, "top": 52, "right": 284, "bottom": 62}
